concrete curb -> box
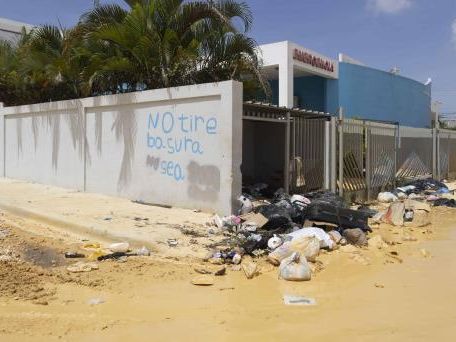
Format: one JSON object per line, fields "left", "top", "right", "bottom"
{"left": 0, "top": 201, "right": 159, "bottom": 251}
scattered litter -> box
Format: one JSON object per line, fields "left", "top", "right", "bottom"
{"left": 64, "top": 252, "right": 85, "bottom": 258}
{"left": 67, "top": 262, "right": 99, "bottom": 273}
{"left": 167, "top": 239, "right": 178, "bottom": 247}
{"left": 283, "top": 295, "right": 316, "bottom": 306}
{"left": 219, "top": 287, "right": 235, "bottom": 291}
{"left": 191, "top": 275, "right": 215, "bottom": 286}
{"left": 97, "top": 252, "right": 127, "bottom": 261}
{"left": 343, "top": 228, "right": 368, "bottom": 247}
{"left": 194, "top": 267, "right": 212, "bottom": 275}
{"left": 109, "top": 242, "right": 130, "bottom": 253}
{"left": 88, "top": 298, "right": 105, "bottom": 305}
{"left": 214, "top": 266, "right": 226, "bottom": 276}
{"left": 116, "top": 256, "right": 128, "bottom": 263}
{"left": 239, "top": 212, "right": 268, "bottom": 228}
{"left": 404, "top": 210, "right": 414, "bottom": 222}
{"left": 242, "top": 261, "right": 259, "bottom": 279}
{"left": 374, "top": 283, "right": 385, "bottom": 289}
{"left": 383, "top": 202, "right": 405, "bottom": 226}
{"left": 82, "top": 243, "right": 101, "bottom": 250}
{"left": 134, "top": 246, "right": 151, "bottom": 256}
{"left": 87, "top": 250, "right": 107, "bottom": 261}
{"left": 232, "top": 253, "right": 242, "bottom": 265}
{"left": 328, "top": 230, "right": 342, "bottom": 244}
{"left": 267, "top": 235, "right": 283, "bottom": 250}
{"left": 378, "top": 192, "right": 398, "bottom": 203}
{"left": 288, "top": 227, "right": 335, "bottom": 250}
{"left": 405, "top": 199, "right": 431, "bottom": 212}
{"left": 433, "top": 198, "right": 456, "bottom": 208}
{"left": 238, "top": 195, "right": 253, "bottom": 214}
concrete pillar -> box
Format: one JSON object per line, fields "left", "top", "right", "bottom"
{"left": 278, "top": 48, "right": 294, "bottom": 108}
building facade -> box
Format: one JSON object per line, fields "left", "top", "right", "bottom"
{"left": 259, "top": 41, "right": 431, "bottom": 128}
{"left": 0, "top": 17, "right": 34, "bottom": 43}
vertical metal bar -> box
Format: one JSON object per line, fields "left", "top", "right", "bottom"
{"left": 284, "top": 111, "right": 291, "bottom": 194}
{"left": 394, "top": 124, "right": 399, "bottom": 188}
{"left": 324, "top": 119, "right": 330, "bottom": 189}
{"left": 365, "top": 123, "right": 371, "bottom": 201}
{"left": 338, "top": 107, "right": 344, "bottom": 196}
{"left": 432, "top": 127, "right": 437, "bottom": 178}
{"left": 0, "top": 102, "right": 5, "bottom": 178}
{"left": 330, "top": 116, "right": 337, "bottom": 192}
{"left": 83, "top": 106, "right": 87, "bottom": 192}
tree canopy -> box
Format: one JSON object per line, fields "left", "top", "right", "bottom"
{"left": 0, "top": 0, "right": 269, "bottom": 106}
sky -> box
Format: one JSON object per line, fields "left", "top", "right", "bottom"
{"left": 1, "top": 0, "right": 455, "bottom": 112}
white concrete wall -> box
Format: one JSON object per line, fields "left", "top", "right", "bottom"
{"left": 0, "top": 81, "right": 243, "bottom": 214}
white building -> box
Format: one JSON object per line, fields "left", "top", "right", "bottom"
{"left": 0, "top": 17, "right": 34, "bottom": 43}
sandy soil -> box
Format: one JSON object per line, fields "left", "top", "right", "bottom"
{"left": 1, "top": 203, "right": 456, "bottom": 342}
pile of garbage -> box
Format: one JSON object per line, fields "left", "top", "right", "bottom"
{"left": 206, "top": 188, "right": 374, "bottom": 282}
{"left": 376, "top": 178, "right": 455, "bottom": 227}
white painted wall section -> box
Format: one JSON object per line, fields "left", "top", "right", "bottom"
{"left": 0, "top": 81, "right": 243, "bottom": 214}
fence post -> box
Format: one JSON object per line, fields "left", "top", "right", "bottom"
{"left": 0, "top": 102, "right": 4, "bottom": 178}
{"left": 365, "top": 122, "right": 371, "bottom": 201}
{"left": 338, "top": 107, "right": 344, "bottom": 196}
{"left": 394, "top": 124, "right": 399, "bottom": 188}
{"left": 284, "top": 111, "right": 291, "bottom": 194}
{"left": 324, "top": 119, "right": 330, "bottom": 189}
{"left": 330, "top": 116, "right": 337, "bottom": 193}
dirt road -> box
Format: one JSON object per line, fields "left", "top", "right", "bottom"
{"left": 0, "top": 207, "right": 456, "bottom": 341}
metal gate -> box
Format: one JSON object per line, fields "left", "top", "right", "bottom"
{"left": 242, "top": 102, "right": 330, "bottom": 194}
{"left": 290, "top": 115, "right": 327, "bottom": 193}
{"left": 336, "top": 115, "right": 399, "bottom": 201}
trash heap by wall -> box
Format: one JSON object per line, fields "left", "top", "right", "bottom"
{"left": 0, "top": 81, "right": 243, "bottom": 215}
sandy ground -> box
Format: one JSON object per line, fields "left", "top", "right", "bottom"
{"left": 0, "top": 178, "right": 221, "bottom": 259}
{"left": 1, "top": 201, "right": 456, "bottom": 341}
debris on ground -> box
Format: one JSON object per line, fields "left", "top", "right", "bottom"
{"left": 88, "top": 298, "right": 105, "bottom": 305}
{"left": 191, "top": 275, "right": 215, "bottom": 286}
{"left": 67, "top": 262, "right": 99, "bottom": 273}
{"left": 283, "top": 295, "right": 316, "bottom": 306}
{"left": 241, "top": 261, "right": 259, "bottom": 279}
{"left": 278, "top": 252, "right": 311, "bottom": 281}
{"left": 64, "top": 252, "right": 85, "bottom": 259}
{"left": 108, "top": 242, "right": 130, "bottom": 253}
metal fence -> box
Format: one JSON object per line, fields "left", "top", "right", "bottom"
{"left": 242, "top": 103, "right": 330, "bottom": 194}
{"left": 242, "top": 103, "right": 456, "bottom": 201}
{"left": 396, "top": 126, "right": 433, "bottom": 181}
{"left": 437, "top": 129, "right": 456, "bottom": 180}
{"left": 290, "top": 115, "right": 327, "bottom": 193}
{"left": 335, "top": 115, "right": 456, "bottom": 202}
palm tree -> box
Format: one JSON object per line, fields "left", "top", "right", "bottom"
{"left": 0, "top": 0, "right": 269, "bottom": 105}
{"left": 79, "top": 0, "right": 269, "bottom": 96}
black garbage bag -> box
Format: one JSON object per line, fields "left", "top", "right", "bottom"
{"left": 304, "top": 191, "right": 349, "bottom": 209}
{"left": 304, "top": 202, "right": 371, "bottom": 231}
{"left": 433, "top": 198, "right": 456, "bottom": 208}
{"left": 406, "top": 179, "right": 448, "bottom": 193}
{"left": 256, "top": 204, "right": 292, "bottom": 230}
{"left": 357, "top": 205, "right": 378, "bottom": 218}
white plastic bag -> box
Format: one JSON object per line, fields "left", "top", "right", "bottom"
{"left": 287, "top": 228, "right": 335, "bottom": 250}
{"left": 377, "top": 192, "right": 398, "bottom": 203}
{"left": 278, "top": 252, "right": 311, "bottom": 281}
{"left": 268, "top": 236, "right": 320, "bottom": 265}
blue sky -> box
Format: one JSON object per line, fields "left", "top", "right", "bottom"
{"left": 1, "top": 0, "right": 455, "bottom": 112}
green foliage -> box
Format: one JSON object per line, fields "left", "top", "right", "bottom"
{"left": 0, "top": 0, "right": 269, "bottom": 106}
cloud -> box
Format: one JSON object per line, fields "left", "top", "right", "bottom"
{"left": 452, "top": 19, "right": 456, "bottom": 49}
{"left": 367, "top": 0, "right": 412, "bottom": 14}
